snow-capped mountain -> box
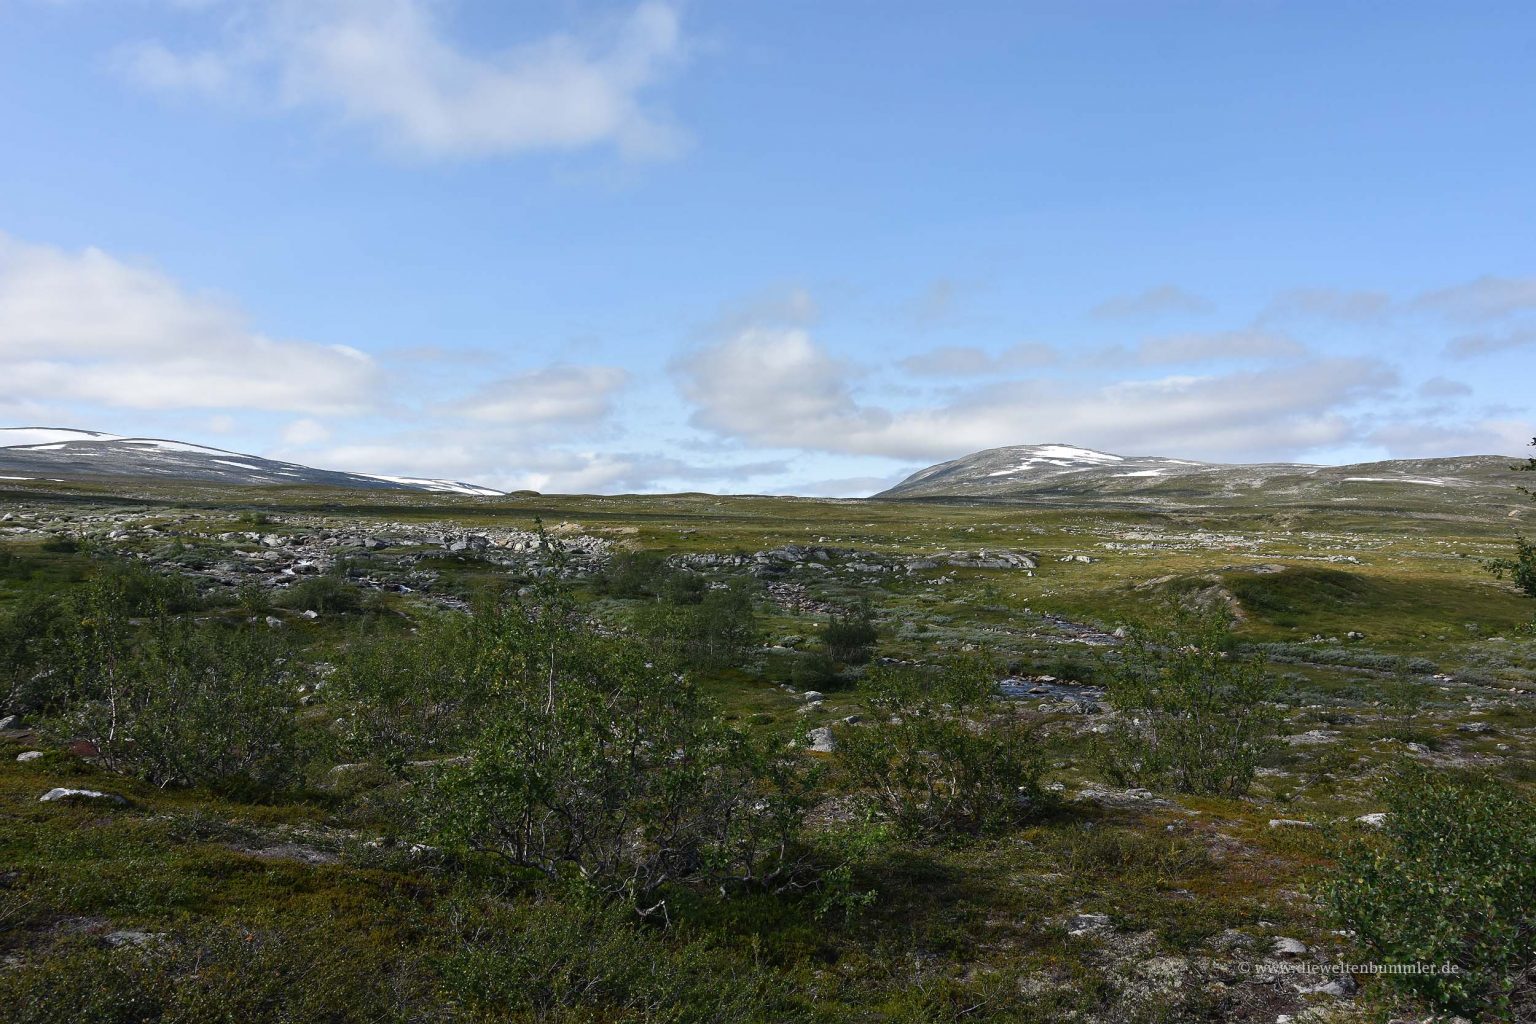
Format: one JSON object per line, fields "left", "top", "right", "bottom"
{"left": 0, "top": 428, "right": 502, "bottom": 496}
{"left": 874, "top": 442, "right": 1524, "bottom": 510}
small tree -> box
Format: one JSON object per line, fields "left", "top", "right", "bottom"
{"left": 835, "top": 662, "right": 1048, "bottom": 837}
{"left": 1487, "top": 437, "right": 1536, "bottom": 602}
{"left": 1093, "top": 606, "right": 1277, "bottom": 796}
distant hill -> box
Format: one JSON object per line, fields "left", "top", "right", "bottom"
{"left": 873, "top": 442, "right": 1526, "bottom": 513}
{"left": 0, "top": 428, "right": 502, "bottom": 496}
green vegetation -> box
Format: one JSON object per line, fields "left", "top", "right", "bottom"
{"left": 0, "top": 477, "right": 1533, "bottom": 1022}
{"left": 1324, "top": 766, "right": 1536, "bottom": 1018}
{"left": 835, "top": 663, "right": 1049, "bottom": 836}
{"left": 1094, "top": 608, "right": 1278, "bottom": 796}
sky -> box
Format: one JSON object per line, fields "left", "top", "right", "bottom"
{"left": 0, "top": 0, "right": 1532, "bottom": 495}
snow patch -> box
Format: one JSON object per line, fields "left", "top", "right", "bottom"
{"left": 1343, "top": 476, "right": 1455, "bottom": 487}
{"left": 367, "top": 475, "right": 503, "bottom": 497}
{"left": 0, "top": 427, "right": 124, "bottom": 448}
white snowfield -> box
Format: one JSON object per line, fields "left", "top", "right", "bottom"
{"left": 0, "top": 427, "right": 125, "bottom": 448}
{"left": 1342, "top": 476, "right": 1458, "bottom": 487}
{"left": 984, "top": 444, "right": 1127, "bottom": 477}
{"left": 369, "top": 475, "right": 504, "bottom": 497}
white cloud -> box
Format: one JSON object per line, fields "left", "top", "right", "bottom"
{"left": 122, "top": 0, "right": 689, "bottom": 160}
{"left": 1367, "top": 418, "right": 1532, "bottom": 458}
{"left": 1261, "top": 287, "right": 1391, "bottom": 322}
{"left": 672, "top": 327, "right": 891, "bottom": 448}
{"left": 899, "top": 342, "right": 1058, "bottom": 377}
{"left": 1090, "top": 285, "right": 1211, "bottom": 320}
{"left": 1417, "top": 376, "right": 1472, "bottom": 398}
{"left": 0, "top": 233, "right": 381, "bottom": 413}
{"left": 1444, "top": 328, "right": 1536, "bottom": 359}
{"left": 454, "top": 365, "right": 628, "bottom": 425}
{"left": 1416, "top": 275, "right": 1536, "bottom": 321}
{"left": 675, "top": 324, "right": 1396, "bottom": 462}
{"left": 1135, "top": 330, "right": 1305, "bottom": 364}
{"left": 281, "top": 417, "right": 331, "bottom": 445}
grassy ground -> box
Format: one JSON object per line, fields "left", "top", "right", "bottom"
{"left": 1, "top": 478, "right": 1533, "bottom": 1021}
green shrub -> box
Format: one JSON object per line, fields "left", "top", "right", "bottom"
{"left": 421, "top": 598, "right": 812, "bottom": 905}
{"left": 278, "top": 573, "right": 365, "bottom": 614}
{"left": 0, "top": 919, "right": 420, "bottom": 1024}
{"left": 1322, "top": 766, "right": 1536, "bottom": 1018}
{"left": 835, "top": 663, "right": 1048, "bottom": 837}
{"left": 789, "top": 650, "right": 841, "bottom": 691}
{"left": 0, "top": 592, "right": 67, "bottom": 712}
{"left": 66, "top": 620, "right": 308, "bottom": 795}
{"left": 328, "top": 607, "right": 506, "bottom": 773}
{"left": 440, "top": 894, "right": 808, "bottom": 1023}
{"left": 636, "top": 579, "right": 758, "bottom": 673}
{"left": 820, "top": 600, "right": 878, "bottom": 664}
{"left": 1488, "top": 535, "right": 1536, "bottom": 601}
{"left": 1093, "top": 608, "right": 1278, "bottom": 796}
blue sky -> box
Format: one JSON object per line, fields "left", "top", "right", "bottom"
{"left": 0, "top": 0, "right": 1532, "bottom": 494}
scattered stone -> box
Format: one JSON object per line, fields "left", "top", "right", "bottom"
{"left": 16, "top": 750, "right": 43, "bottom": 762}
{"left": 1271, "top": 937, "right": 1308, "bottom": 956}
{"left": 0, "top": 714, "right": 23, "bottom": 730}
{"left": 1066, "top": 912, "right": 1111, "bottom": 936}
{"left": 1354, "top": 812, "right": 1388, "bottom": 828}
{"left": 104, "top": 930, "right": 164, "bottom": 948}
{"left": 806, "top": 726, "right": 836, "bottom": 753}
{"left": 801, "top": 691, "right": 825, "bottom": 703}
{"left": 1455, "top": 721, "right": 1492, "bottom": 734}
{"left": 39, "top": 787, "right": 127, "bottom": 805}
{"left": 1268, "top": 819, "right": 1314, "bottom": 829}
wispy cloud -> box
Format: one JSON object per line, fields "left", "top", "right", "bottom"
{"left": 454, "top": 365, "right": 629, "bottom": 426}
{"left": 1443, "top": 328, "right": 1536, "bottom": 359}
{"left": 1090, "top": 284, "right": 1210, "bottom": 320}
{"left": 899, "top": 342, "right": 1058, "bottom": 377}
{"left": 1415, "top": 275, "right": 1536, "bottom": 321}
{"left": 120, "top": 0, "right": 690, "bottom": 160}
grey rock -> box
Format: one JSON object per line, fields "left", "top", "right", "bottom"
{"left": 1271, "top": 936, "right": 1307, "bottom": 956}
{"left": 1067, "top": 912, "right": 1111, "bottom": 936}
{"left": 16, "top": 750, "right": 43, "bottom": 762}
{"left": 806, "top": 726, "right": 836, "bottom": 753}
{"left": 39, "top": 787, "right": 126, "bottom": 805}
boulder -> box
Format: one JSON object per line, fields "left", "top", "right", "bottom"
{"left": 1271, "top": 936, "right": 1308, "bottom": 957}
{"left": 39, "top": 787, "right": 127, "bottom": 805}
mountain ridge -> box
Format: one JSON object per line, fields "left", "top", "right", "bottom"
{"left": 0, "top": 428, "right": 502, "bottom": 496}
{"left": 873, "top": 442, "right": 1526, "bottom": 511}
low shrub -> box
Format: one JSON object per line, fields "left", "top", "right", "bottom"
{"left": 421, "top": 598, "right": 813, "bottom": 905}
{"left": 65, "top": 620, "right": 309, "bottom": 794}
{"left": 835, "top": 663, "right": 1049, "bottom": 837}
{"left": 1094, "top": 608, "right": 1278, "bottom": 796}
{"left": 635, "top": 579, "right": 758, "bottom": 673}
{"left": 1322, "top": 766, "right": 1536, "bottom": 1019}
{"left": 820, "top": 601, "right": 878, "bottom": 664}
